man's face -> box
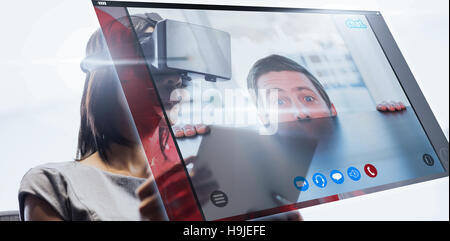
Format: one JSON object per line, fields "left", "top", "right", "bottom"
{"left": 257, "top": 71, "right": 332, "bottom": 123}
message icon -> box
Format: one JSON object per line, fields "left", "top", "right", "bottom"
{"left": 330, "top": 170, "right": 344, "bottom": 184}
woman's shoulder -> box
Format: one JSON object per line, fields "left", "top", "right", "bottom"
{"left": 19, "top": 161, "right": 89, "bottom": 197}
{"left": 22, "top": 161, "right": 77, "bottom": 179}
{"left": 18, "top": 161, "right": 78, "bottom": 221}
{"left": 20, "top": 162, "right": 79, "bottom": 191}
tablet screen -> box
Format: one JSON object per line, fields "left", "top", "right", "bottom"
{"left": 93, "top": 2, "right": 448, "bottom": 220}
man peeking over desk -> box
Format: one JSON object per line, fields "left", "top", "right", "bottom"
{"left": 246, "top": 54, "right": 405, "bottom": 126}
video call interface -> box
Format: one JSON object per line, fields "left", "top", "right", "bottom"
{"left": 95, "top": 4, "right": 446, "bottom": 220}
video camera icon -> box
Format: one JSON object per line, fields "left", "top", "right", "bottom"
{"left": 293, "top": 176, "right": 309, "bottom": 191}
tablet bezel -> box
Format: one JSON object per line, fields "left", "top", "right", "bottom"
{"left": 92, "top": 0, "right": 449, "bottom": 220}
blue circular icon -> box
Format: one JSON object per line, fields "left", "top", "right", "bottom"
{"left": 347, "top": 167, "right": 361, "bottom": 181}
{"left": 312, "top": 173, "right": 327, "bottom": 188}
{"left": 293, "top": 176, "right": 309, "bottom": 191}
{"left": 330, "top": 170, "right": 345, "bottom": 184}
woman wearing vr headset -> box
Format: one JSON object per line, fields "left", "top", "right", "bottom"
{"left": 18, "top": 13, "right": 215, "bottom": 221}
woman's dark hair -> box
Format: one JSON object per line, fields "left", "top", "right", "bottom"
{"left": 247, "top": 54, "right": 332, "bottom": 110}
{"left": 76, "top": 15, "right": 158, "bottom": 162}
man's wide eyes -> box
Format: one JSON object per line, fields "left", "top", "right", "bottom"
{"left": 304, "top": 96, "right": 315, "bottom": 102}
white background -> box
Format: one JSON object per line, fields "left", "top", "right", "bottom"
{"left": 0, "top": 0, "right": 448, "bottom": 220}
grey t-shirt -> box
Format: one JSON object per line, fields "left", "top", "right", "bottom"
{"left": 18, "top": 161, "right": 147, "bottom": 221}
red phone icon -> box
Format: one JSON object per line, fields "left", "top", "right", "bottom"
{"left": 364, "top": 164, "right": 377, "bottom": 178}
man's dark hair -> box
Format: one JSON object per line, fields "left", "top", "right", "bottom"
{"left": 247, "top": 54, "right": 332, "bottom": 110}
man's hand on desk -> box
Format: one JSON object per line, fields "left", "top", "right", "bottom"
{"left": 172, "top": 124, "right": 210, "bottom": 138}
{"left": 376, "top": 101, "right": 406, "bottom": 113}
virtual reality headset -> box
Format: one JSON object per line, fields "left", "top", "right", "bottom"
{"left": 81, "top": 15, "right": 232, "bottom": 82}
